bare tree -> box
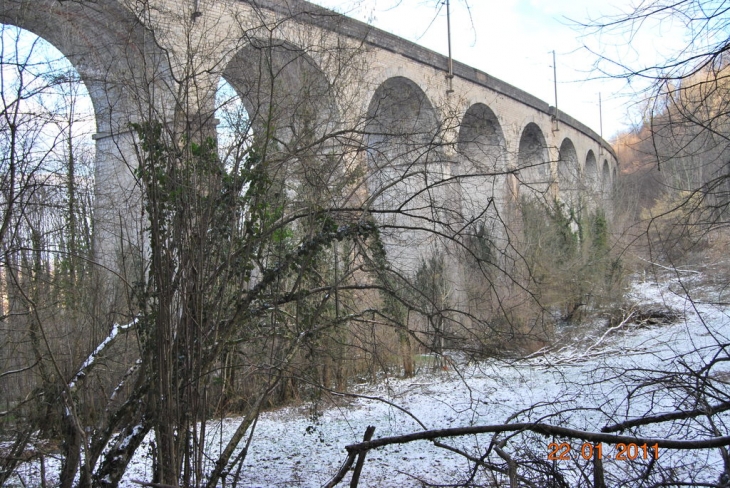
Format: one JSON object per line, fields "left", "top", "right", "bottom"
{"left": 0, "top": 22, "right": 99, "bottom": 486}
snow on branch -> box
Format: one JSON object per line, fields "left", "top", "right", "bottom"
{"left": 68, "top": 317, "right": 139, "bottom": 390}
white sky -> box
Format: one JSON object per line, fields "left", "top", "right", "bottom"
{"left": 309, "top": 0, "right": 690, "bottom": 140}
{"left": 5, "top": 1, "right": 692, "bottom": 142}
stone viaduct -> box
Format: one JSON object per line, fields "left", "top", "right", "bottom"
{"left": 0, "top": 0, "right": 618, "bottom": 274}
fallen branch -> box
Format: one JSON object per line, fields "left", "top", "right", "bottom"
{"left": 324, "top": 426, "right": 376, "bottom": 488}
{"left": 530, "top": 311, "right": 639, "bottom": 366}
{"left": 349, "top": 425, "right": 375, "bottom": 488}
{"left": 635, "top": 256, "right": 701, "bottom": 274}
{"left": 344, "top": 422, "right": 730, "bottom": 455}
{"left": 583, "top": 311, "right": 635, "bottom": 357}
{"left": 131, "top": 480, "right": 177, "bottom": 488}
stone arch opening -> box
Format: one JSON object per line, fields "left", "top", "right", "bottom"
{"left": 365, "top": 76, "right": 440, "bottom": 194}
{"left": 0, "top": 2, "right": 174, "bottom": 268}
{"left": 220, "top": 38, "right": 341, "bottom": 207}
{"left": 558, "top": 138, "right": 579, "bottom": 207}
{"left": 457, "top": 103, "right": 507, "bottom": 244}
{"left": 364, "top": 76, "right": 442, "bottom": 270}
{"left": 0, "top": 25, "right": 95, "bottom": 149}
{"left": 602, "top": 159, "right": 611, "bottom": 199}
{"left": 215, "top": 77, "right": 253, "bottom": 171}
{"left": 221, "top": 39, "right": 338, "bottom": 149}
{"left": 365, "top": 76, "right": 440, "bottom": 170}
{"left": 517, "top": 122, "right": 550, "bottom": 198}
{"left": 0, "top": 1, "right": 172, "bottom": 137}
{"left": 457, "top": 103, "right": 506, "bottom": 170}
{"left": 0, "top": 25, "right": 96, "bottom": 258}
{"left": 584, "top": 150, "right": 598, "bottom": 199}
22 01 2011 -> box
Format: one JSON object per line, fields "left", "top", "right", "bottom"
{"left": 548, "top": 442, "right": 660, "bottom": 461}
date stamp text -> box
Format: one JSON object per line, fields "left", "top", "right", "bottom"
{"left": 548, "top": 442, "right": 660, "bottom": 461}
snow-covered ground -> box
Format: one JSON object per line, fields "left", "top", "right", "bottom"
{"left": 9, "top": 274, "right": 730, "bottom": 487}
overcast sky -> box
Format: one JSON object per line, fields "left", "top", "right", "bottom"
{"left": 8, "top": 1, "right": 687, "bottom": 142}
{"left": 309, "top": 0, "right": 689, "bottom": 140}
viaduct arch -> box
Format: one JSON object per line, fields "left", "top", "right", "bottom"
{"left": 0, "top": 0, "right": 619, "bottom": 274}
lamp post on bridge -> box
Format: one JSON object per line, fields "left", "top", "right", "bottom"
{"left": 446, "top": 0, "right": 454, "bottom": 94}
{"left": 552, "top": 50, "right": 559, "bottom": 132}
